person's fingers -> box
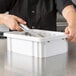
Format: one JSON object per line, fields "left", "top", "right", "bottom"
{"left": 12, "top": 15, "right": 26, "bottom": 24}
{"left": 65, "top": 27, "right": 74, "bottom": 41}
{"left": 66, "top": 28, "right": 76, "bottom": 42}
{"left": 65, "top": 27, "right": 69, "bottom": 34}
{"left": 8, "top": 21, "right": 22, "bottom": 31}
{"left": 9, "top": 15, "right": 27, "bottom": 31}
{"left": 15, "top": 26, "right": 22, "bottom": 31}
{"left": 67, "top": 34, "right": 74, "bottom": 41}
{"left": 15, "top": 22, "right": 23, "bottom": 31}
{"left": 70, "top": 34, "right": 76, "bottom": 42}
{"left": 0, "top": 14, "right": 27, "bottom": 31}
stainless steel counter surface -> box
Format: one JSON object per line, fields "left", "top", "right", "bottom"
{"left": 0, "top": 39, "right": 76, "bottom": 76}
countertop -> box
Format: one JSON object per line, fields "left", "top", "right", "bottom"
{"left": 0, "top": 39, "right": 76, "bottom": 76}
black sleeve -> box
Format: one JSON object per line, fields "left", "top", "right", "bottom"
{"left": 72, "top": 0, "right": 76, "bottom": 8}
{"left": 55, "top": 0, "right": 73, "bottom": 13}
{"left": 0, "top": 0, "right": 16, "bottom": 13}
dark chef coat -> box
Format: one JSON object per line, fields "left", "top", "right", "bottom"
{"left": 0, "top": 0, "right": 73, "bottom": 30}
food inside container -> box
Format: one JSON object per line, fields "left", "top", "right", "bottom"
{"left": 24, "top": 31, "right": 45, "bottom": 37}
{"left": 19, "top": 24, "right": 54, "bottom": 38}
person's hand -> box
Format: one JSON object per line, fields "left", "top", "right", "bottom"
{"left": 62, "top": 5, "right": 76, "bottom": 42}
{"left": 64, "top": 10, "right": 76, "bottom": 43}
{"left": 65, "top": 23, "right": 76, "bottom": 42}
{"left": 0, "top": 14, "right": 26, "bottom": 31}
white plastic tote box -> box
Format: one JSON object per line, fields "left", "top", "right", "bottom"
{"left": 4, "top": 29, "right": 68, "bottom": 58}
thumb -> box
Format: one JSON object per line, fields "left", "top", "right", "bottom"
{"left": 64, "top": 27, "right": 73, "bottom": 41}
{"left": 65, "top": 27, "right": 69, "bottom": 34}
